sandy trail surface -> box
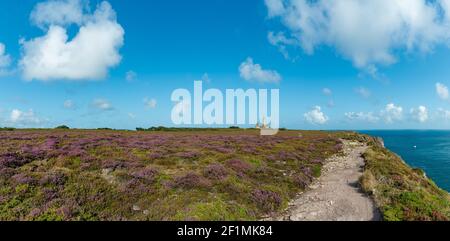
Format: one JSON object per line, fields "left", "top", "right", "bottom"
{"left": 270, "top": 140, "right": 381, "bottom": 221}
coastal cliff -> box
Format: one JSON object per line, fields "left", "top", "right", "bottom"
{"left": 344, "top": 133, "right": 450, "bottom": 221}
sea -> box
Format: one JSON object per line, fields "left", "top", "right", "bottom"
{"left": 359, "top": 130, "right": 450, "bottom": 192}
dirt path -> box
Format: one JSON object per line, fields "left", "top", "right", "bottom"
{"left": 270, "top": 140, "right": 381, "bottom": 221}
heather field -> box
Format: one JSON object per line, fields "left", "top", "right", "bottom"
{"left": 0, "top": 129, "right": 343, "bottom": 221}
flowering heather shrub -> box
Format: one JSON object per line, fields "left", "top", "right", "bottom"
{"left": 251, "top": 189, "right": 282, "bottom": 213}
{"left": 277, "top": 151, "right": 298, "bottom": 161}
{"left": 265, "top": 154, "right": 277, "bottom": 162}
{"left": 132, "top": 167, "right": 159, "bottom": 184}
{"left": 226, "top": 159, "right": 252, "bottom": 172}
{"left": 213, "top": 146, "right": 234, "bottom": 154}
{"left": 203, "top": 164, "right": 228, "bottom": 180}
{"left": 0, "top": 153, "right": 33, "bottom": 169}
{"left": 28, "top": 208, "right": 42, "bottom": 218}
{"left": 307, "top": 144, "right": 316, "bottom": 152}
{"left": 102, "top": 159, "right": 127, "bottom": 170}
{"left": 39, "top": 172, "right": 67, "bottom": 186}
{"left": 0, "top": 129, "right": 343, "bottom": 220}
{"left": 0, "top": 167, "right": 15, "bottom": 179}
{"left": 293, "top": 174, "right": 312, "bottom": 189}
{"left": 176, "top": 151, "right": 200, "bottom": 160}
{"left": 241, "top": 146, "right": 258, "bottom": 154}
{"left": 172, "top": 172, "right": 211, "bottom": 189}
{"left": 42, "top": 188, "right": 59, "bottom": 202}
{"left": 334, "top": 143, "right": 344, "bottom": 152}
{"left": 300, "top": 166, "right": 314, "bottom": 178}
{"left": 149, "top": 152, "right": 164, "bottom": 160}
{"left": 11, "top": 173, "right": 36, "bottom": 185}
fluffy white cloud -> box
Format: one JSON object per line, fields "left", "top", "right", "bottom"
{"left": 345, "top": 112, "right": 379, "bottom": 123}
{"left": 381, "top": 103, "right": 403, "bottom": 123}
{"left": 92, "top": 98, "right": 113, "bottom": 111}
{"left": 143, "top": 97, "right": 157, "bottom": 109}
{"left": 355, "top": 87, "right": 371, "bottom": 98}
{"left": 0, "top": 43, "right": 11, "bottom": 74}
{"left": 436, "top": 82, "right": 449, "bottom": 100}
{"left": 265, "top": 0, "right": 450, "bottom": 72}
{"left": 265, "top": 0, "right": 286, "bottom": 17}
{"left": 126, "top": 70, "right": 137, "bottom": 82}
{"left": 20, "top": 1, "right": 124, "bottom": 81}
{"left": 30, "top": 0, "right": 85, "bottom": 28}
{"left": 239, "top": 57, "right": 281, "bottom": 83}
{"left": 9, "top": 109, "right": 44, "bottom": 126}
{"left": 322, "top": 88, "right": 332, "bottom": 96}
{"left": 63, "top": 99, "right": 75, "bottom": 109}
{"left": 410, "top": 105, "right": 429, "bottom": 123}
{"left": 304, "top": 106, "right": 328, "bottom": 125}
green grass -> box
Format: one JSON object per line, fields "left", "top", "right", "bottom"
{"left": 341, "top": 133, "right": 450, "bottom": 221}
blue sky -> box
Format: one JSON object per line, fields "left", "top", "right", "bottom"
{"left": 2, "top": 0, "right": 450, "bottom": 130}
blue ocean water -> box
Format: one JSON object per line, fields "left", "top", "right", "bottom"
{"left": 359, "top": 130, "right": 450, "bottom": 192}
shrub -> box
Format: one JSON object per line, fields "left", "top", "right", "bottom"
{"left": 132, "top": 168, "right": 159, "bottom": 184}
{"left": 0, "top": 153, "right": 33, "bottom": 169}
{"left": 39, "top": 172, "right": 67, "bottom": 186}
{"left": 11, "top": 173, "right": 36, "bottom": 185}
{"left": 172, "top": 172, "right": 210, "bottom": 189}
{"left": 0, "top": 127, "right": 15, "bottom": 131}
{"left": 55, "top": 125, "right": 70, "bottom": 130}
{"left": 177, "top": 151, "right": 200, "bottom": 160}
{"left": 203, "top": 164, "right": 228, "bottom": 180}
{"left": 251, "top": 189, "right": 282, "bottom": 213}
{"left": 102, "top": 159, "right": 127, "bottom": 170}
{"left": 226, "top": 159, "right": 252, "bottom": 172}
{"left": 293, "top": 174, "right": 312, "bottom": 189}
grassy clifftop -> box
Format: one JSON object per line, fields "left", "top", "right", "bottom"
{"left": 343, "top": 133, "right": 450, "bottom": 221}
{"left": 0, "top": 129, "right": 342, "bottom": 221}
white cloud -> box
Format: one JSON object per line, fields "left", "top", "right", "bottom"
{"left": 126, "top": 70, "right": 137, "bottom": 82}
{"left": 9, "top": 109, "right": 44, "bottom": 126}
{"left": 345, "top": 112, "right": 379, "bottom": 123}
{"left": 436, "top": 82, "right": 449, "bottom": 100}
{"left": 381, "top": 103, "right": 403, "bottom": 123}
{"left": 20, "top": 1, "right": 124, "bottom": 81}
{"left": 30, "top": 0, "right": 86, "bottom": 28}
{"left": 63, "top": 99, "right": 75, "bottom": 109}
{"left": 265, "top": 0, "right": 450, "bottom": 72}
{"left": 143, "top": 97, "right": 157, "bottom": 109}
{"left": 304, "top": 106, "right": 328, "bottom": 125}
{"left": 239, "top": 57, "right": 281, "bottom": 83}
{"left": 268, "top": 31, "right": 297, "bottom": 59}
{"left": 355, "top": 87, "right": 371, "bottom": 98}
{"left": 92, "top": 98, "right": 113, "bottom": 111}
{"left": 410, "top": 105, "right": 429, "bottom": 123}
{"left": 322, "top": 88, "right": 332, "bottom": 96}
{"left": 0, "top": 43, "right": 11, "bottom": 75}
{"left": 265, "top": 0, "right": 285, "bottom": 17}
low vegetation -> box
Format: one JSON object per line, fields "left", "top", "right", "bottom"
{"left": 341, "top": 133, "right": 450, "bottom": 221}
{"left": 0, "top": 129, "right": 342, "bottom": 221}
